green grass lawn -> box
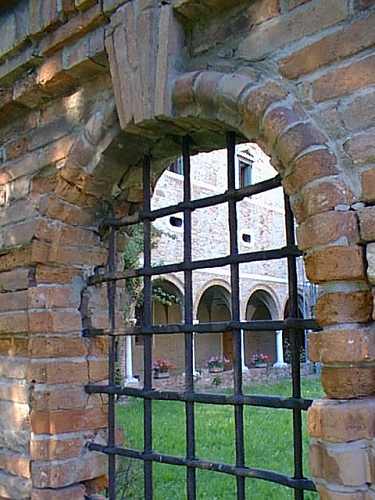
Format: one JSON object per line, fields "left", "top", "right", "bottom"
{"left": 116, "top": 376, "right": 324, "bottom": 499}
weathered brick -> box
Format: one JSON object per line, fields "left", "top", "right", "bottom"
{"left": 314, "top": 290, "right": 372, "bottom": 326}
{"left": 31, "top": 452, "right": 107, "bottom": 488}
{"left": 276, "top": 122, "right": 327, "bottom": 166}
{"left": 40, "top": 195, "right": 99, "bottom": 226}
{"left": 29, "top": 337, "right": 88, "bottom": 358}
{"left": 1, "top": 219, "right": 37, "bottom": 251}
{"left": 0, "top": 338, "right": 28, "bottom": 357}
{"left": 4, "top": 153, "right": 41, "bottom": 181}
{"left": 309, "top": 441, "right": 371, "bottom": 486}
{"left": 40, "top": 4, "right": 107, "bottom": 56}
{"left": 308, "top": 397, "right": 375, "bottom": 441}
{"left": 0, "top": 469, "right": 32, "bottom": 500}
{"left": 358, "top": 206, "right": 375, "bottom": 241}
{"left": 302, "top": 179, "right": 355, "bottom": 217}
{"left": 280, "top": 13, "right": 375, "bottom": 79}
{"left": 361, "top": 168, "right": 375, "bottom": 203}
{"left": 30, "top": 386, "right": 101, "bottom": 412}
{"left": 0, "top": 401, "right": 29, "bottom": 429}
{"left": 353, "top": 0, "right": 375, "bottom": 11}
{"left": 340, "top": 89, "right": 375, "bottom": 132}
{"left": 313, "top": 54, "right": 375, "bottom": 102}
{"left": 28, "top": 311, "right": 82, "bottom": 334}
{"left": 35, "top": 265, "right": 83, "bottom": 285}
{"left": 0, "top": 358, "right": 29, "bottom": 380}
{"left": 263, "top": 105, "right": 306, "bottom": 148}
{"left": 31, "top": 172, "right": 58, "bottom": 195}
{"left": 316, "top": 484, "right": 372, "bottom": 500}
{"left": 34, "top": 218, "right": 97, "bottom": 247}
{"left": 344, "top": 127, "right": 375, "bottom": 166}
{"left": 0, "top": 290, "right": 27, "bottom": 312}
{"left": 13, "top": 71, "right": 51, "bottom": 108}
{"left": 241, "top": 82, "right": 288, "bottom": 136}
{"left": 30, "top": 407, "right": 107, "bottom": 434}
{"left": 0, "top": 199, "right": 38, "bottom": 227}
{"left": 307, "top": 327, "right": 375, "bottom": 363}
{"left": 0, "top": 311, "right": 28, "bottom": 334}
{"left": 237, "top": 0, "right": 349, "bottom": 61}
{"left": 305, "top": 246, "right": 366, "bottom": 283}
{"left": 28, "top": 285, "right": 81, "bottom": 310}
{"left": 8, "top": 177, "right": 30, "bottom": 201}
{"left": 322, "top": 365, "right": 375, "bottom": 399}
{"left": 0, "top": 268, "right": 33, "bottom": 292}
{"left": 31, "top": 435, "right": 84, "bottom": 461}
{"left": 38, "top": 134, "right": 76, "bottom": 168}
{"left": 29, "top": 116, "right": 73, "bottom": 151}
{"left": 31, "top": 484, "right": 86, "bottom": 500}
{"left": 88, "top": 358, "right": 108, "bottom": 382}
{"left": 0, "top": 379, "right": 29, "bottom": 404}
{"left": 296, "top": 211, "right": 359, "bottom": 250}
{"left": 366, "top": 243, "right": 375, "bottom": 284}
{"left": 28, "top": 360, "right": 88, "bottom": 385}
{"left": 0, "top": 449, "right": 30, "bottom": 478}
{"left": 6, "top": 136, "right": 29, "bottom": 162}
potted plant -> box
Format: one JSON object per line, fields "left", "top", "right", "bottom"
{"left": 250, "top": 352, "right": 270, "bottom": 368}
{"left": 152, "top": 359, "right": 176, "bottom": 379}
{"left": 206, "top": 355, "right": 229, "bottom": 373}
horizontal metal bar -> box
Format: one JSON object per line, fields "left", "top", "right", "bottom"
{"left": 103, "top": 175, "right": 282, "bottom": 228}
{"left": 87, "top": 443, "right": 316, "bottom": 492}
{"left": 82, "top": 318, "right": 321, "bottom": 337}
{"left": 85, "top": 385, "right": 313, "bottom": 411}
{"left": 87, "top": 245, "right": 302, "bottom": 286}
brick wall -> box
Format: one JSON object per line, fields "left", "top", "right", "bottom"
{"left": 1, "top": 0, "right": 375, "bottom": 497}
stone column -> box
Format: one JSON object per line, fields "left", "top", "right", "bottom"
{"left": 274, "top": 330, "right": 287, "bottom": 367}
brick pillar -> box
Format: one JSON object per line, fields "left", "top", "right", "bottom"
{"left": 0, "top": 159, "right": 113, "bottom": 498}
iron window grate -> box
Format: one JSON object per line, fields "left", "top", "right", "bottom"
{"left": 85, "top": 132, "right": 319, "bottom": 499}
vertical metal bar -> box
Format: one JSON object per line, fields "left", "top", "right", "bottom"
{"left": 227, "top": 132, "right": 245, "bottom": 500}
{"left": 284, "top": 193, "right": 303, "bottom": 500}
{"left": 143, "top": 155, "right": 153, "bottom": 499}
{"left": 183, "top": 136, "right": 196, "bottom": 500}
{"left": 107, "top": 225, "right": 117, "bottom": 500}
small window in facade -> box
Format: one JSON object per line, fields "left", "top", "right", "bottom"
{"left": 239, "top": 159, "right": 253, "bottom": 187}
{"left": 169, "top": 216, "right": 183, "bottom": 228}
{"left": 168, "top": 156, "right": 183, "bottom": 175}
{"left": 242, "top": 233, "right": 252, "bottom": 244}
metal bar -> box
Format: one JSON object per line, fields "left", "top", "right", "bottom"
{"left": 87, "top": 245, "right": 302, "bottom": 285}
{"left": 284, "top": 194, "right": 304, "bottom": 500}
{"left": 107, "top": 225, "right": 117, "bottom": 500}
{"left": 82, "top": 318, "right": 321, "bottom": 337}
{"left": 88, "top": 443, "right": 316, "bottom": 492}
{"left": 103, "top": 175, "right": 282, "bottom": 227}
{"left": 86, "top": 385, "right": 314, "bottom": 410}
{"left": 182, "top": 136, "right": 196, "bottom": 499}
{"left": 227, "top": 132, "right": 245, "bottom": 499}
{"left": 143, "top": 154, "right": 153, "bottom": 499}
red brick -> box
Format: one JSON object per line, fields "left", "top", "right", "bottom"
{"left": 241, "top": 82, "right": 288, "bottom": 136}
{"left": 340, "top": 88, "right": 375, "bottom": 132}
{"left": 307, "top": 327, "right": 375, "bottom": 363}
{"left": 0, "top": 268, "right": 33, "bottom": 292}
{"left": 263, "top": 105, "right": 306, "bottom": 148}
{"left": 308, "top": 397, "right": 375, "bottom": 441}
{"left": 305, "top": 246, "right": 366, "bottom": 283}
{"left": 40, "top": 195, "right": 98, "bottom": 226}
{"left": 88, "top": 358, "right": 108, "bottom": 382}
{"left": 40, "top": 4, "right": 107, "bottom": 56}
{"left": 31, "top": 241, "right": 107, "bottom": 267}
{"left": 88, "top": 337, "right": 109, "bottom": 357}
{"left": 276, "top": 122, "right": 327, "bottom": 166}
{"left": 361, "top": 168, "right": 375, "bottom": 202}
{"left": 302, "top": 179, "right": 355, "bottom": 217}
{"left": 314, "top": 290, "right": 372, "bottom": 326}
{"left": 5, "top": 136, "right": 29, "bottom": 161}
{"left": 35, "top": 218, "right": 97, "bottom": 247}
{"left": 280, "top": 13, "right": 375, "bottom": 79}
{"left": 0, "top": 290, "right": 27, "bottom": 312}
{"left": 34, "top": 265, "right": 83, "bottom": 285}
{"left": 0, "top": 338, "right": 28, "bottom": 357}
{"left": 313, "top": 54, "right": 375, "bottom": 102}
{"left": 358, "top": 206, "right": 375, "bottom": 241}
{"left": 0, "top": 311, "right": 28, "bottom": 334}
{"left": 30, "top": 407, "right": 107, "bottom": 434}
{"left": 31, "top": 172, "right": 58, "bottom": 195}
{"left": 29, "top": 311, "right": 82, "bottom": 334}
{"left": 344, "top": 127, "right": 375, "bottom": 165}
{"left": 28, "top": 360, "right": 88, "bottom": 384}
{"left": 0, "top": 450, "right": 30, "bottom": 478}
{"left": 31, "top": 435, "right": 84, "bottom": 461}
{"left": 31, "top": 386, "right": 101, "bottom": 412}
{"left": 296, "top": 211, "right": 359, "bottom": 250}
{"left": 29, "top": 337, "right": 88, "bottom": 358}
{"left": 322, "top": 365, "right": 375, "bottom": 399}
{"left": 237, "top": 0, "right": 349, "bottom": 61}
{"left": 31, "top": 484, "right": 86, "bottom": 500}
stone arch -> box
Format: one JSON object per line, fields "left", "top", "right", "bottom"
{"left": 244, "top": 284, "right": 281, "bottom": 321}
{"left": 60, "top": 68, "right": 369, "bottom": 397}
{"left": 193, "top": 278, "right": 231, "bottom": 319}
